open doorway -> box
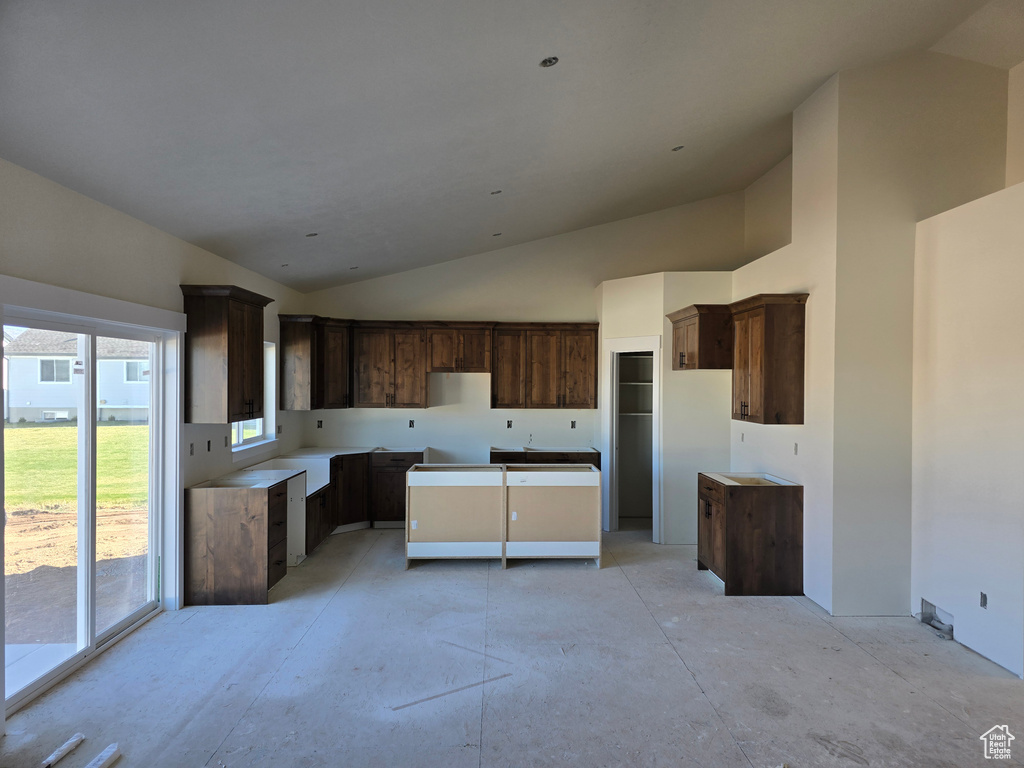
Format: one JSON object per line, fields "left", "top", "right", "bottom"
{"left": 601, "top": 336, "right": 661, "bottom": 542}
{"left": 616, "top": 352, "right": 654, "bottom": 533}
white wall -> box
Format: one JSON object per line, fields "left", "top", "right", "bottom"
{"left": 0, "top": 157, "right": 308, "bottom": 487}
{"left": 912, "top": 182, "right": 1024, "bottom": 678}
{"left": 743, "top": 155, "right": 792, "bottom": 260}
{"left": 661, "top": 273, "right": 733, "bottom": 545}
{"left": 1009, "top": 61, "right": 1024, "bottom": 187}
{"left": 731, "top": 75, "right": 839, "bottom": 613}
{"left": 830, "top": 51, "right": 1006, "bottom": 616}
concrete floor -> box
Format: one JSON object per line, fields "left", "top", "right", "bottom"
{"left": 2, "top": 527, "right": 1021, "bottom": 767}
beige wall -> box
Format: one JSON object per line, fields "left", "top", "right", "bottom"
{"left": 732, "top": 75, "right": 839, "bottom": 613}
{"left": 305, "top": 194, "right": 745, "bottom": 321}
{"left": 913, "top": 182, "right": 1024, "bottom": 677}
{"left": 0, "top": 157, "right": 308, "bottom": 486}
{"left": 830, "top": 51, "right": 1006, "bottom": 615}
{"left": 743, "top": 155, "right": 792, "bottom": 260}
{"left": 1008, "top": 61, "right": 1024, "bottom": 187}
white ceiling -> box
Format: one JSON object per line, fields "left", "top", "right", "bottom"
{"left": 0, "top": 0, "right": 994, "bottom": 292}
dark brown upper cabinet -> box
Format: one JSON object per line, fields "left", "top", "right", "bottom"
{"left": 425, "top": 324, "right": 493, "bottom": 373}
{"left": 730, "top": 294, "right": 807, "bottom": 424}
{"left": 181, "top": 285, "right": 273, "bottom": 424}
{"left": 492, "top": 323, "right": 598, "bottom": 409}
{"left": 666, "top": 304, "right": 733, "bottom": 370}
{"left": 279, "top": 315, "right": 352, "bottom": 411}
{"left": 352, "top": 323, "right": 428, "bottom": 408}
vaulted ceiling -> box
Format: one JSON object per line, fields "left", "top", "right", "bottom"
{"left": 0, "top": 0, "right": 997, "bottom": 291}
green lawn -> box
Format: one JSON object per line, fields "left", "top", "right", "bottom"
{"left": 4, "top": 424, "right": 149, "bottom": 510}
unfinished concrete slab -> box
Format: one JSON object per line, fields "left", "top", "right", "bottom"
{"left": 1, "top": 527, "right": 1020, "bottom": 767}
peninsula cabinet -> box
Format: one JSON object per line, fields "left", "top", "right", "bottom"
{"left": 730, "top": 294, "right": 807, "bottom": 424}
{"left": 666, "top": 304, "right": 733, "bottom": 370}
{"left": 426, "top": 324, "right": 492, "bottom": 373}
{"left": 491, "top": 324, "right": 598, "bottom": 409}
{"left": 697, "top": 472, "right": 803, "bottom": 596}
{"left": 352, "top": 324, "right": 428, "bottom": 408}
{"left": 181, "top": 285, "right": 273, "bottom": 424}
{"left": 279, "top": 316, "right": 352, "bottom": 410}
{"left": 184, "top": 480, "right": 288, "bottom": 605}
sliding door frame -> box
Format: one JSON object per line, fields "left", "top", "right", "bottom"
{"left": 0, "top": 275, "right": 185, "bottom": 721}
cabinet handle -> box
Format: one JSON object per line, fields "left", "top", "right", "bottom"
{"left": 273, "top": 559, "right": 285, "bottom": 567}
{"left": 273, "top": 520, "right": 285, "bottom": 527}
{"left": 679, "top": 352, "right": 685, "bottom": 367}
{"left": 703, "top": 485, "right": 714, "bottom": 492}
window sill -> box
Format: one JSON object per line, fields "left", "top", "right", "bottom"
{"left": 231, "top": 436, "right": 279, "bottom": 463}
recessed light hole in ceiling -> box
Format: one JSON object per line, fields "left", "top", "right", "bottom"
{"left": 305, "top": 232, "right": 318, "bottom": 237}
{"left": 539, "top": 56, "right": 558, "bottom": 68}
{"left": 671, "top": 146, "right": 685, "bottom": 152}
{"left": 490, "top": 190, "right": 502, "bottom": 195}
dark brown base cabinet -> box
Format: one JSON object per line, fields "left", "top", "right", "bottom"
{"left": 697, "top": 473, "right": 803, "bottom": 596}
{"left": 185, "top": 481, "right": 288, "bottom": 605}
{"left": 371, "top": 450, "right": 423, "bottom": 523}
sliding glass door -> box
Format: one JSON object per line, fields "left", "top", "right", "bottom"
{"left": 4, "top": 324, "right": 158, "bottom": 701}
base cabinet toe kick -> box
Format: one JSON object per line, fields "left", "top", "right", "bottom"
{"left": 405, "top": 464, "right": 602, "bottom": 569}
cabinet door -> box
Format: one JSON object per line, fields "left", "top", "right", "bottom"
{"left": 339, "top": 453, "right": 370, "bottom": 525}
{"left": 682, "top": 318, "right": 700, "bottom": 370}
{"left": 526, "top": 329, "right": 561, "bottom": 408}
{"left": 491, "top": 329, "right": 526, "bottom": 408}
{"left": 562, "top": 329, "right": 597, "bottom": 409}
{"left": 459, "top": 329, "right": 491, "bottom": 373}
{"left": 243, "top": 302, "right": 265, "bottom": 419}
{"left": 371, "top": 466, "right": 408, "bottom": 522}
{"left": 710, "top": 499, "right": 727, "bottom": 578}
{"left": 426, "top": 329, "right": 458, "bottom": 372}
{"left": 732, "top": 313, "right": 750, "bottom": 420}
{"left": 227, "top": 300, "right": 248, "bottom": 422}
{"left": 746, "top": 308, "right": 765, "bottom": 423}
{"left": 671, "top": 321, "right": 687, "bottom": 371}
{"left": 353, "top": 328, "right": 392, "bottom": 408}
{"left": 305, "top": 490, "right": 322, "bottom": 554}
{"left": 322, "top": 324, "right": 351, "bottom": 408}
{"left": 392, "top": 329, "right": 427, "bottom": 407}
{"left": 697, "top": 496, "right": 712, "bottom": 568}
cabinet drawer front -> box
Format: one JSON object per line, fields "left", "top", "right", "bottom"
{"left": 268, "top": 489, "right": 288, "bottom": 548}
{"left": 268, "top": 538, "right": 287, "bottom": 590}
{"left": 698, "top": 474, "right": 725, "bottom": 504}
{"left": 371, "top": 451, "right": 423, "bottom": 467}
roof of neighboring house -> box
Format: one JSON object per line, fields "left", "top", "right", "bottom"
{"left": 3, "top": 329, "right": 148, "bottom": 359}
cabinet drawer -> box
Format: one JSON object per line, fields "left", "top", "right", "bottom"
{"left": 697, "top": 474, "right": 725, "bottom": 504}
{"left": 371, "top": 451, "right": 423, "bottom": 467}
{"left": 268, "top": 483, "right": 288, "bottom": 546}
{"left": 268, "top": 538, "right": 287, "bottom": 590}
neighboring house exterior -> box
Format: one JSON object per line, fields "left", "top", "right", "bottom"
{"left": 3, "top": 329, "right": 150, "bottom": 423}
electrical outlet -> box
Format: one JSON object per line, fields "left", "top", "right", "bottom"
{"left": 980, "top": 592, "right": 988, "bottom": 609}
{"left": 794, "top": 442, "right": 799, "bottom": 455}
{"left": 317, "top": 420, "right": 323, "bottom": 429}
{"left": 277, "top": 425, "right": 283, "bottom": 434}
{"left": 571, "top": 420, "right": 576, "bottom": 429}
{"left": 741, "top": 432, "right": 745, "bottom": 442}
{"left": 507, "top": 420, "right": 513, "bottom": 429}
{"left": 225, "top": 436, "right": 229, "bottom": 448}
{"left": 189, "top": 443, "right": 194, "bottom": 456}
{"left": 207, "top": 440, "right": 211, "bottom": 452}
{"left": 408, "top": 420, "right": 415, "bottom": 428}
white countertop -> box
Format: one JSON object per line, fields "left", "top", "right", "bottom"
{"left": 192, "top": 468, "right": 304, "bottom": 490}
{"left": 285, "top": 446, "right": 377, "bottom": 458}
